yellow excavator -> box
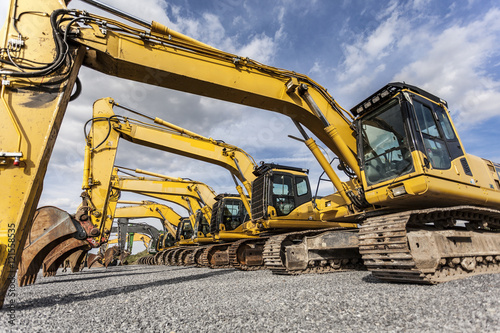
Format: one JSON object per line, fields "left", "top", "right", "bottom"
{"left": 24, "top": 169, "right": 211, "bottom": 283}
{"left": 93, "top": 169, "right": 257, "bottom": 267}
{"left": 112, "top": 172, "right": 220, "bottom": 266}
{"left": 39, "top": 198, "right": 181, "bottom": 276}
{"left": 115, "top": 198, "right": 199, "bottom": 266}
{"left": 114, "top": 173, "right": 249, "bottom": 266}
{"left": 85, "top": 102, "right": 357, "bottom": 269}
{"left": 90, "top": 101, "right": 353, "bottom": 268}
{"left": 105, "top": 232, "right": 151, "bottom": 266}
{"left": 111, "top": 171, "right": 249, "bottom": 267}
{"left": 105, "top": 218, "right": 163, "bottom": 267}
{"left": 34, "top": 100, "right": 335, "bottom": 273}
{"left": 108, "top": 233, "right": 151, "bottom": 254}
{"left": 98, "top": 201, "right": 180, "bottom": 268}
{"left": 114, "top": 201, "right": 180, "bottom": 252}
{"left": 1, "top": 0, "right": 500, "bottom": 307}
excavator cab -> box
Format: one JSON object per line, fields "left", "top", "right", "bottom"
{"left": 251, "top": 164, "right": 312, "bottom": 220}
{"left": 356, "top": 82, "right": 464, "bottom": 185}
{"left": 210, "top": 194, "right": 250, "bottom": 234}
{"left": 193, "top": 211, "right": 210, "bottom": 236}
{"left": 353, "top": 82, "right": 496, "bottom": 207}
{"left": 156, "top": 232, "right": 175, "bottom": 251}
{"left": 210, "top": 194, "right": 250, "bottom": 235}
{"left": 161, "top": 233, "right": 176, "bottom": 249}
{"left": 175, "top": 218, "right": 194, "bottom": 241}
{"left": 150, "top": 232, "right": 174, "bottom": 253}
{"left": 220, "top": 198, "right": 248, "bottom": 230}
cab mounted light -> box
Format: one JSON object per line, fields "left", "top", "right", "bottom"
{"left": 391, "top": 185, "right": 407, "bottom": 197}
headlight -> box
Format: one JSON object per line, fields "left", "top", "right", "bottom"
{"left": 391, "top": 185, "right": 407, "bottom": 197}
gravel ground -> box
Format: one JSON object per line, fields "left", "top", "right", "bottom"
{"left": 0, "top": 264, "right": 498, "bottom": 332}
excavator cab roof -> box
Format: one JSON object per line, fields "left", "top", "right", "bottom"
{"left": 214, "top": 193, "right": 246, "bottom": 201}
{"left": 252, "top": 163, "right": 309, "bottom": 177}
{"left": 351, "top": 82, "right": 448, "bottom": 117}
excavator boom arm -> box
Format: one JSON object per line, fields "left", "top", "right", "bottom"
{"left": 115, "top": 202, "right": 181, "bottom": 237}
{"left": 74, "top": 14, "right": 357, "bottom": 161}
{"left": 116, "top": 177, "right": 217, "bottom": 209}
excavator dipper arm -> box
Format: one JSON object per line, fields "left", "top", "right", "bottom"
{"left": 17, "top": 98, "right": 123, "bottom": 285}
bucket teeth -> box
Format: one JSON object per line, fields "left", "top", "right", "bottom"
{"left": 68, "top": 250, "right": 88, "bottom": 273}
{"left": 18, "top": 207, "right": 79, "bottom": 287}
{"left": 18, "top": 274, "right": 36, "bottom": 287}
{"left": 104, "top": 246, "right": 123, "bottom": 267}
{"left": 42, "top": 238, "right": 90, "bottom": 277}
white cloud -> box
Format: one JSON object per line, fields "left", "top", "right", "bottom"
{"left": 412, "top": 0, "right": 431, "bottom": 11}
{"left": 308, "top": 61, "right": 323, "bottom": 75}
{"left": 393, "top": 8, "right": 500, "bottom": 127}
{"left": 336, "top": 9, "right": 407, "bottom": 94}
{"left": 334, "top": 2, "right": 500, "bottom": 131}
{"left": 376, "top": 0, "right": 399, "bottom": 21}
{"left": 364, "top": 14, "right": 399, "bottom": 59}
{"left": 238, "top": 33, "right": 276, "bottom": 63}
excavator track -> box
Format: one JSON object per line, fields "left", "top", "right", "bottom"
{"left": 138, "top": 255, "right": 146, "bottom": 265}
{"left": 192, "top": 246, "right": 208, "bottom": 267}
{"left": 177, "top": 249, "right": 195, "bottom": 266}
{"left": 137, "top": 256, "right": 151, "bottom": 265}
{"left": 263, "top": 228, "right": 363, "bottom": 275}
{"left": 199, "top": 244, "right": 232, "bottom": 269}
{"left": 183, "top": 251, "right": 195, "bottom": 266}
{"left": 160, "top": 250, "right": 171, "bottom": 265}
{"left": 161, "top": 247, "right": 178, "bottom": 265}
{"left": 163, "top": 249, "right": 177, "bottom": 265}
{"left": 359, "top": 206, "right": 500, "bottom": 284}
{"left": 168, "top": 248, "right": 182, "bottom": 265}
{"left": 168, "top": 247, "right": 191, "bottom": 266}
{"left": 229, "top": 238, "right": 268, "bottom": 271}
{"left": 154, "top": 251, "right": 164, "bottom": 265}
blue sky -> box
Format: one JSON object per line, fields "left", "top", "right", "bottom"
{"left": 3, "top": 0, "right": 500, "bottom": 252}
{"left": 130, "top": 0, "right": 500, "bottom": 151}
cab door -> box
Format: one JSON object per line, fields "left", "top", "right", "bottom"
{"left": 409, "top": 95, "right": 471, "bottom": 184}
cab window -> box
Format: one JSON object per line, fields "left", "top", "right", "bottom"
{"left": 222, "top": 200, "right": 245, "bottom": 230}
{"left": 360, "top": 98, "right": 413, "bottom": 186}
{"left": 296, "top": 177, "right": 309, "bottom": 196}
{"left": 272, "top": 174, "right": 295, "bottom": 216}
{"left": 413, "top": 100, "right": 452, "bottom": 169}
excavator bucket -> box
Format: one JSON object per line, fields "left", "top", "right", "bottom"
{"left": 87, "top": 253, "right": 104, "bottom": 268}
{"left": 68, "top": 250, "right": 88, "bottom": 273}
{"left": 119, "top": 251, "right": 130, "bottom": 264}
{"left": 104, "top": 246, "right": 120, "bottom": 267}
{"left": 42, "top": 238, "right": 90, "bottom": 277}
{"left": 18, "top": 207, "right": 80, "bottom": 286}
